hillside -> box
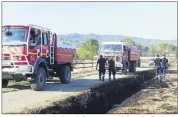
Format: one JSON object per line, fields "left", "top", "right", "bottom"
{"left": 58, "top": 33, "right": 177, "bottom": 46}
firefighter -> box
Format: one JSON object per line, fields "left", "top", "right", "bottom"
{"left": 122, "top": 53, "right": 128, "bottom": 74}
{"left": 108, "top": 57, "right": 116, "bottom": 81}
{"left": 96, "top": 55, "right": 106, "bottom": 81}
{"left": 154, "top": 54, "right": 162, "bottom": 79}
{"left": 161, "top": 54, "right": 168, "bottom": 79}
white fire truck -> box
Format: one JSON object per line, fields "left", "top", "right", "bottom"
{"left": 98, "top": 41, "right": 141, "bottom": 73}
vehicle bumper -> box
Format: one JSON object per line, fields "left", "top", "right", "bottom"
{"left": 2, "top": 65, "right": 33, "bottom": 74}
{"left": 115, "top": 63, "right": 123, "bottom": 68}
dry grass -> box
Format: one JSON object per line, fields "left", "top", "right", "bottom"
{"left": 109, "top": 73, "right": 177, "bottom": 114}
{"left": 169, "top": 65, "right": 177, "bottom": 70}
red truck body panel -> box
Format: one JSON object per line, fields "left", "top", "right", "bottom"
{"left": 53, "top": 36, "right": 76, "bottom": 64}
{"left": 55, "top": 48, "right": 76, "bottom": 64}
{"left": 2, "top": 25, "right": 76, "bottom": 66}
{"left": 129, "top": 46, "right": 140, "bottom": 61}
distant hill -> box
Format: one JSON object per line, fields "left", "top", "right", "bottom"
{"left": 58, "top": 33, "right": 177, "bottom": 46}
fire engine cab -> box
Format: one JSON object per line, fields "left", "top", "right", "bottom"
{"left": 98, "top": 41, "right": 141, "bottom": 73}
{"left": 2, "top": 24, "right": 76, "bottom": 91}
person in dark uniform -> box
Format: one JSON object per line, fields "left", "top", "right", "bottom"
{"left": 96, "top": 55, "right": 106, "bottom": 81}
{"left": 161, "top": 54, "right": 168, "bottom": 78}
{"left": 154, "top": 54, "right": 162, "bottom": 79}
{"left": 108, "top": 57, "right": 116, "bottom": 81}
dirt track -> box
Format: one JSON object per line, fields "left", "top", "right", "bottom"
{"left": 2, "top": 68, "right": 152, "bottom": 114}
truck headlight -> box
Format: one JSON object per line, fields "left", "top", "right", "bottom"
{"left": 2, "top": 60, "right": 11, "bottom": 66}
{"left": 116, "top": 56, "right": 121, "bottom": 62}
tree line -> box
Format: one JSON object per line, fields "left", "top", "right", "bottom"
{"left": 75, "top": 38, "right": 177, "bottom": 59}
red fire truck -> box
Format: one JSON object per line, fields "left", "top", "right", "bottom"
{"left": 2, "top": 24, "right": 76, "bottom": 91}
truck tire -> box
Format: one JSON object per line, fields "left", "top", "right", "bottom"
{"left": 12, "top": 74, "right": 23, "bottom": 82}
{"left": 137, "top": 59, "right": 141, "bottom": 67}
{"left": 31, "top": 67, "right": 46, "bottom": 91}
{"left": 129, "top": 62, "right": 133, "bottom": 72}
{"left": 129, "top": 62, "right": 136, "bottom": 72}
{"left": 60, "top": 65, "right": 71, "bottom": 84}
{"left": 2, "top": 79, "right": 9, "bottom": 88}
{"left": 133, "top": 62, "right": 137, "bottom": 72}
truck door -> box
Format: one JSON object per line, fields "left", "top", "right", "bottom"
{"left": 28, "top": 28, "right": 42, "bottom": 63}
{"left": 41, "top": 31, "right": 49, "bottom": 58}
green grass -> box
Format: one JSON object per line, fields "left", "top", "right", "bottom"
{"left": 169, "top": 65, "right": 177, "bottom": 70}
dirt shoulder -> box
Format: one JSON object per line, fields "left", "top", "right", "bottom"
{"left": 108, "top": 69, "right": 177, "bottom": 114}
{"left": 2, "top": 69, "right": 97, "bottom": 93}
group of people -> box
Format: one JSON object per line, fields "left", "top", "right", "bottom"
{"left": 96, "top": 54, "right": 169, "bottom": 82}
{"left": 154, "top": 54, "right": 168, "bottom": 80}
{"left": 96, "top": 54, "right": 128, "bottom": 81}
{"left": 96, "top": 55, "right": 116, "bottom": 81}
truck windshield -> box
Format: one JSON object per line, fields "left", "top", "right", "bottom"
{"left": 2, "top": 27, "right": 26, "bottom": 43}
{"left": 100, "top": 44, "right": 122, "bottom": 52}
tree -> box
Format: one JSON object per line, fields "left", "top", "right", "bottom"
{"left": 155, "top": 43, "right": 177, "bottom": 56}
{"left": 82, "top": 38, "right": 99, "bottom": 58}
{"left": 156, "top": 43, "right": 168, "bottom": 55}
{"left": 166, "top": 44, "right": 177, "bottom": 53}
{"left": 76, "top": 38, "right": 99, "bottom": 60}
{"left": 136, "top": 43, "right": 142, "bottom": 50}
{"left": 76, "top": 48, "right": 91, "bottom": 59}
{"left": 122, "top": 38, "right": 136, "bottom": 46}
{"left": 148, "top": 44, "right": 157, "bottom": 56}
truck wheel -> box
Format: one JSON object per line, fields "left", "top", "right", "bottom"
{"left": 12, "top": 74, "right": 23, "bottom": 82}
{"left": 129, "top": 62, "right": 132, "bottom": 72}
{"left": 129, "top": 62, "right": 135, "bottom": 72}
{"left": 60, "top": 65, "right": 71, "bottom": 84}
{"left": 31, "top": 67, "right": 46, "bottom": 91}
{"left": 133, "top": 62, "right": 137, "bottom": 72}
{"left": 2, "top": 79, "right": 9, "bottom": 88}
{"left": 137, "top": 59, "right": 141, "bottom": 67}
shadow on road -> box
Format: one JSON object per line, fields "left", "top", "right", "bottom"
{"left": 7, "top": 85, "right": 30, "bottom": 90}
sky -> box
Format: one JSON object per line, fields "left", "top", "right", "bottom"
{"left": 2, "top": 2, "right": 177, "bottom": 40}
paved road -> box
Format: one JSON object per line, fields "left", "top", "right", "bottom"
{"left": 2, "top": 67, "right": 152, "bottom": 113}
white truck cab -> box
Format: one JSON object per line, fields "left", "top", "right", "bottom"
{"left": 98, "top": 41, "right": 124, "bottom": 71}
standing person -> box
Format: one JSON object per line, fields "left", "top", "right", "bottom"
{"left": 161, "top": 54, "right": 168, "bottom": 79}
{"left": 154, "top": 54, "right": 162, "bottom": 79}
{"left": 108, "top": 57, "right": 116, "bottom": 81}
{"left": 96, "top": 55, "right": 106, "bottom": 81}
{"left": 122, "top": 53, "right": 128, "bottom": 74}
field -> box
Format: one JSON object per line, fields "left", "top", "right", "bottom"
{"left": 109, "top": 65, "right": 177, "bottom": 114}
